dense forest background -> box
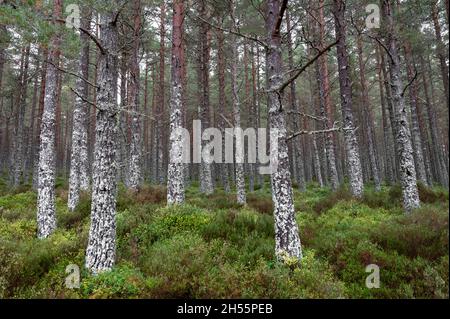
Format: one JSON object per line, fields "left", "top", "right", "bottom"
{"left": 0, "top": 0, "right": 448, "bottom": 299}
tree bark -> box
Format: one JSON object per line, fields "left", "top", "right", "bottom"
{"left": 266, "top": 0, "right": 302, "bottom": 262}
{"left": 403, "top": 42, "right": 428, "bottom": 186}
{"left": 37, "top": 0, "right": 61, "bottom": 238}
{"left": 217, "top": 26, "right": 230, "bottom": 193}
{"left": 333, "top": 0, "right": 364, "bottom": 197}
{"left": 68, "top": 8, "right": 91, "bottom": 211}
{"left": 230, "top": 0, "right": 246, "bottom": 203}
{"left": 357, "top": 34, "right": 381, "bottom": 191}
{"left": 127, "top": 0, "right": 143, "bottom": 190}
{"left": 381, "top": 0, "right": 420, "bottom": 212}
{"left": 167, "top": 0, "right": 186, "bottom": 204}
{"left": 85, "top": 7, "right": 120, "bottom": 273}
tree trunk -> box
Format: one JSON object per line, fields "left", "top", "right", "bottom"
{"left": 217, "top": 26, "right": 230, "bottom": 193}
{"left": 403, "top": 42, "right": 428, "bottom": 186}
{"left": 230, "top": 0, "right": 246, "bottom": 203}
{"left": 127, "top": 0, "right": 143, "bottom": 190}
{"left": 286, "top": 11, "right": 306, "bottom": 192}
{"left": 167, "top": 0, "right": 186, "bottom": 204}
{"left": 381, "top": 0, "right": 420, "bottom": 212}
{"left": 37, "top": 0, "right": 62, "bottom": 238}
{"left": 13, "top": 45, "right": 30, "bottom": 186}
{"left": 85, "top": 8, "right": 120, "bottom": 273}
{"left": 357, "top": 34, "right": 381, "bottom": 191}
{"left": 68, "top": 8, "right": 91, "bottom": 211}
{"left": 316, "top": 0, "right": 339, "bottom": 191}
{"left": 376, "top": 45, "right": 395, "bottom": 184}
{"left": 333, "top": 0, "right": 364, "bottom": 197}
{"left": 266, "top": 0, "right": 302, "bottom": 262}
{"left": 431, "top": 1, "right": 449, "bottom": 116}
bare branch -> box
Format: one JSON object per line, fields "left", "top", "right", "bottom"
{"left": 402, "top": 69, "right": 419, "bottom": 97}
{"left": 70, "top": 87, "right": 99, "bottom": 110}
{"left": 44, "top": 58, "right": 99, "bottom": 89}
{"left": 287, "top": 125, "right": 357, "bottom": 140}
{"left": 272, "top": 40, "right": 338, "bottom": 92}
{"left": 190, "top": 13, "right": 268, "bottom": 49}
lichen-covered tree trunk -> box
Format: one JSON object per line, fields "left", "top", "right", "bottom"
{"left": 68, "top": 8, "right": 91, "bottom": 211}
{"left": 376, "top": 46, "right": 395, "bottom": 184}
{"left": 333, "top": 0, "right": 364, "bottom": 197}
{"left": 167, "top": 0, "right": 185, "bottom": 204}
{"left": 157, "top": 1, "right": 166, "bottom": 185}
{"left": 266, "top": 0, "right": 302, "bottom": 262}
{"left": 127, "top": 0, "right": 143, "bottom": 190}
{"left": 217, "top": 27, "right": 230, "bottom": 193}
{"left": 316, "top": 0, "right": 339, "bottom": 191}
{"left": 419, "top": 55, "right": 448, "bottom": 188}
{"left": 431, "top": 0, "right": 449, "bottom": 116}
{"left": 13, "top": 45, "right": 30, "bottom": 187}
{"left": 37, "top": 0, "right": 61, "bottom": 238}
{"left": 85, "top": 9, "right": 119, "bottom": 273}
{"left": 403, "top": 43, "right": 428, "bottom": 186}
{"left": 231, "top": 1, "right": 246, "bottom": 204}
{"left": 382, "top": 0, "right": 420, "bottom": 212}
{"left": 357, "top": 34, "right": 381, "bottom": 191}
{"left": 286, "top": 11, "right": 305, "bottom": 192}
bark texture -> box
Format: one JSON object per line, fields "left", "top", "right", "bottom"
{"left": 167, "top": 0, "right": 186, "bottom": 204}
{"left": 85, "top": 9, "right": 119, "bottom": 273}
{"left": 68, "top": 8, "right": 91, "bottom": 211}
{"left": 266, "top": 0, "right": 302, "bottom": 262}
{"left": 382, "top": 0, "right": 420, "bottom": 212}
{"left": 37, "top": 0, "right": 61, "bottom": 238}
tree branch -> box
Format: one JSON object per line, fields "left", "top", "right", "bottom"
{"left": 191, "top": 13, "right": 268, "bottom": 49}
{"left": 70, "top": 87, "right": 99, "bottom": 110}
{"left": 44, "top": 58, "right": 99, "bottom": 89}
{"left": 272, "top": 40, "right": 338, "bottom": 92}
{"left": 287, "top": 125, "right": 356, "bottom": 140}
{"left": 53, "top": 18, "right": 105, "bottom": 54}
{"left": 402, "top": 69, "right": 418, "bottom": 97}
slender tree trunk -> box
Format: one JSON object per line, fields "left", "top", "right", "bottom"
{"left": 68, "top": 8, "right": 91, "bottom": 211}
{"left": 403, "top": 42, "right": 428, "bottom": 186}
{"left": 167, "top": 0, "right": 186, "bottom": 204}
{"left": 419, "top": 54, "right": 448, "bottom": 188}
{"left": 37, "top": 0, "right": 62, "bottom": 238}
{"left": 230, "top": 1, "right": 246, "bottom": 203}
{"left": 85, "top": 7, "right": 120, "bottom": 274}
{"left": 157, "top": 2, "right": 166, "bottom": 184}
{"left": 333, "top": 0, "right": 364, "bottom": 196}
{"left": 127, "top": 0, "right": 143, "bottom": 190}
{"left": 381, "top": 0, "right": 420, "bottom": 212}
{"left": 431, "top": 0, "right": 449, "bottom": 116}
{"left": 13, "top": 45, "right": 30, "bottom": 186}
{"left": 266, "top": 0, "right": 302, "bottom": 262}
{"left": 286, "top": 11, "right": 306, "bottom": 192}
{"left": 317, "top": 0, "right": 339, "bottom": 191}
{"left": 33, "top": 49, "right": 48, "bottom": 189}
{"left": 217, "top": 26, "right": 230, "bottom": 192}
{"left": 357, "top": 34, "right": 381, "bottom": 191}
{"left": 376, "top": 45, "right": 394, "bottom": 184}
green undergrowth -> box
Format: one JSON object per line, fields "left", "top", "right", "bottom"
{"left": 0, "top": 178, "right": 448, "bottom": 298}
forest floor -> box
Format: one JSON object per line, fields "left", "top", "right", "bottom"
{"left": 0, "top": 178, "right": 448, "bottom": 298}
